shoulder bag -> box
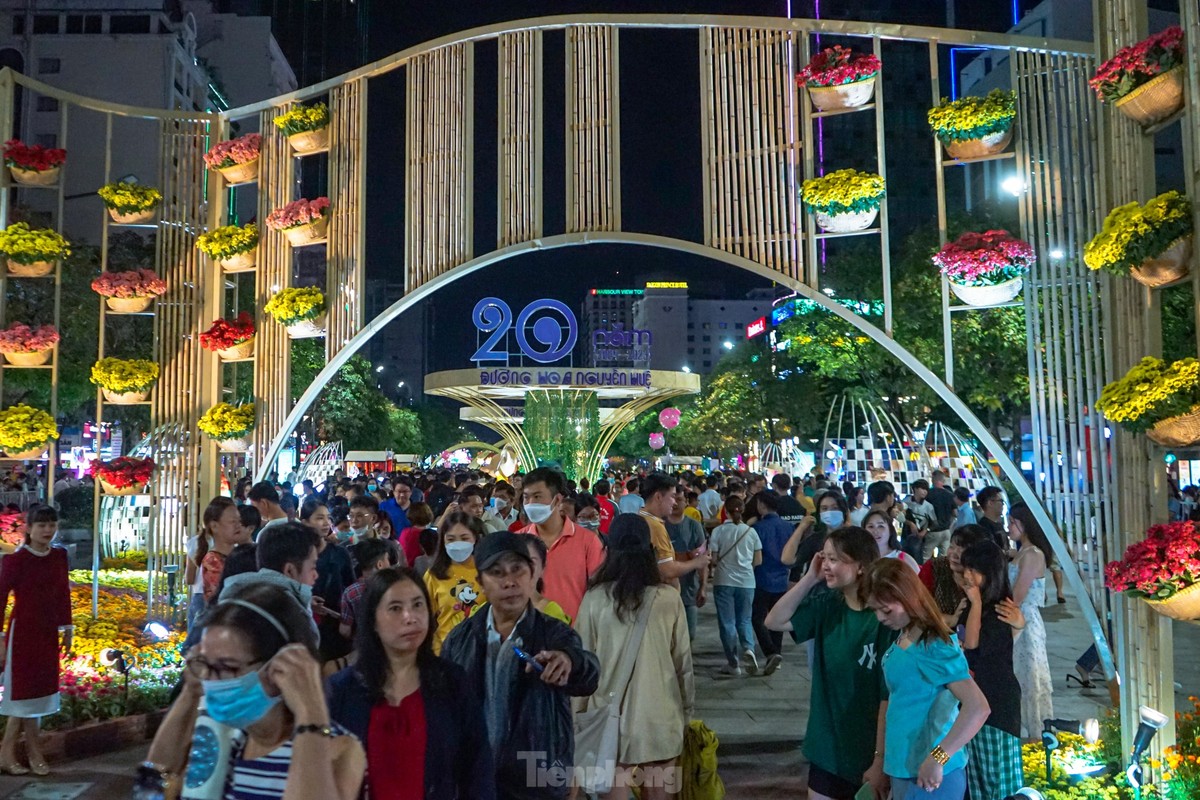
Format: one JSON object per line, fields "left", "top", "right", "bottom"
{"left": 573, "top": 593, "right": 655, "bottom": 795}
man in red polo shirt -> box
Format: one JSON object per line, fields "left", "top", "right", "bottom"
{"left": 591, "top": 478, "right": 619, "bottom": 535}
{"left": 518, "top": 466, "right": 605, "bottom": 621}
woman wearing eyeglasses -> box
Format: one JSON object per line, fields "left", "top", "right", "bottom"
{"left": 144, "top": 582, "right": 365, "bottom": 799}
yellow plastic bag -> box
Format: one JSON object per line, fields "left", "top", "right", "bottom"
{"left": 679, "top": 719, "right": 724, "bottom": 800}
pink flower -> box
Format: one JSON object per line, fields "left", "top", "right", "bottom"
{"left": 265, "top": 197, "right": 330, "bottom": 231}
{"left": 91, "top": 269, "right": 168, "bottom": 298}
{"left": 0, "top": 323, "right": 59, "bottom": 354}
{"left": 203, "top": 134, "right": 262, "bottom": 169}
{"left": 933, "top": 229, "right": 1036, "bottom": 285}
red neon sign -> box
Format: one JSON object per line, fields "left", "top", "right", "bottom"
{"left": 746, "top": 317, "right": 767, "bottom": 338}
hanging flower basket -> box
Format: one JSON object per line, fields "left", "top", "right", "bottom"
{"left": 107, "top": 296, "right": 154, "bottom": 313}
{"left": 945, "top": 128, "right": 1013, "bottom": 160}
{"left": 808, "top": 76, "right": 877, "bottom": 112}
{"left": 4, "top": 349, "right": 52, "bottom": 366}
{"left": 282, "top": 215, "right": 329, "bottom": 246}
{"left": 1085, "top": 191, "right": 1192, "bottom": 284}
{"left": 1145, "top": 581, "right": 1200, "bottom": 621}
{"left": 1130, "top": 235, "right": 1192, "bottom": 289}
{"left": 5, "top": 446, "right": 46, "bottom": 460}
{"left": 219, "top": 250, "right": 257, "bottom": 272}
{"left": 815, "top": 207, "right": 878, "bottom": 233}
{"left": 949, "top": 276, "right": 1024, "bottom": 307}
{"left": 288, "top": 128, "right": 330, "bottom": 154}
{"left": 91, "top": 456, "right": 155, "bottom": 496}
{"left": 218, "top": 437, "right": 250, "bottom": 453}
{"left": 102, "top": 389, "right": 149, "bottom": 404}
{"left": 217, "top": 159, "right": 259, "bottom": 184}
{"left": 109, "top": 208, "right": 156, "bottom": 225}
{"left": 99, "top": 479, "right": 144, "bottom": 496}
{"left": 10, "top": 166, "right": 59, "bottom": 186}
{"left": 1146, "top": 408, "right": 1200, "bottom": 447}
{"left": 205, "top": 134, "right": 261, "bottom": 184}
{"left": 287, "top": 313, "right": 327, "bottom": 339}
{"left": 7, "top": 259, "right": 54, "bottom": 277}
{"left": 199, "top": 402, "right": 255, "bottom": 449}
{"left": 217, "top": 338, "right": 255, "bottom": 360}
{"left": 1114, "top": 65, "right": 1186, "bottom": 126}
{"left": 1090, "top": 27, "right": 1187, "bottom": 127}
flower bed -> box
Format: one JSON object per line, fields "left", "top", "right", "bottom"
{"left": 1089, "top": 26, "right": 1185, "bottom": 105}
{"left": 1019, "top": 723, "right": 1141, "bottom": 799}
{"left": 0, "top": 222, "right": 72, "bottom": 268}
{"left": 927, "top": 89, "right": 1016, "bottom": 146}
{"left": 0, "top": 403, "right": 58, "bottom": 454}
{"left": 264, "top": 286, "right": 326, "bottom": 327}
{"left": 1084, "top": 191, "right": 1192, "bottom": 281}
{"left": 68, "top": 569, "right": 150, "bottom": 594}
{"left": 200, "top": 312, "right": 256, "bottom": 353}
{"left": 90, "top": 456, "right": 155, "bottom": 493}
{"left": 1157, "top": 696, "right": 1200, "bottom": 799}
{"left": 3, "top": 138, "right": 66, "bottom": 173}
{"left": 101, "top": 550, "right": 148, "bottom": 571}
{"left": 199, "top": 402, "right": 255, "bottom": 442}
{"left": 203, "top": 133, "right": 261, "bottom": 170}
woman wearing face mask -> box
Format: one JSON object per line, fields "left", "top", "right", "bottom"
{"left": 328, "top": 568, "right": 495, "bottom": 799}
{"left": 574, "top": 494, "right": 603, "bottom": 536}
{"left": 522, "top": 534, "right": 571, "bottom": 624}
{"left": 786, "top": 491, "right": 850, "bottom": 586}
{"left": 422, "top": 512, "right": 486, "bottom": 654}
{"left": 764, "top": 528, "right": 893, "bottom": 800}
{"left": 145, "top": 582, "right": 365, "bottom": 799}
{"left": 863, "top": 510, "right": 920, "bottom": 572}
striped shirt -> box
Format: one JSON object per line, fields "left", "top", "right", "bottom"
{"left": 224, "top": 724, "right": 349, "bottom": 800}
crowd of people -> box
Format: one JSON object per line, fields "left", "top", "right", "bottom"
{"left": 0, "top": 462, "right": 1065, "bottom": 800}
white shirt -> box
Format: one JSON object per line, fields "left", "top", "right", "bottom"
{"left": 708, "top": 521, "right": 762, "bottom": 589}
{"left": 697, "top": 489, "right": 723, "bottom": 520}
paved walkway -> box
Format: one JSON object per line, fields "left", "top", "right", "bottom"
{"left": 2, "top": 588, "right": 1197, "bottom": 799}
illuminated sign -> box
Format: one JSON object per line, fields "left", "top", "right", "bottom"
{"left": 771, "top": 305, "right": 795, "bottom": 325}
{"left": 472, "top": 298, "right": 578, "bottom": 364}
{"left": 478, "top": 368, "right": 653, "bottom": 388}
{"left": 644, "top": 281, "right": 688, "bottom": 289}
{"left": 591, "top": 289, "right": 644, "bottom": 296}
{"left": 746, "top": 317, "right": 767, "bottom": 338}
{"left": 593, "top": 323, "right": 652, "bottom": 363}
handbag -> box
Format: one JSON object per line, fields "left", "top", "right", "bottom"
{"left": 573, "top": 594, "right": 655, "bottom": 795}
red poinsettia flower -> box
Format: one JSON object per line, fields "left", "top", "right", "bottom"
{"left": 89, "top": 456, "right": 155, "bottom": 489}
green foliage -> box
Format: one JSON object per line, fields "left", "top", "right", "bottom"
{"left": 56, "top": 485, "right": 95, "bottom": 529}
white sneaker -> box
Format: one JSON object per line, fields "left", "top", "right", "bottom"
{"left": 717, "top": 663, "right": 746, "bottom": 678}
{"left": 741, "top": 649, "right": 760, "bottom": 676}
{"left": 763, "top": 654, "right": 783, "bottom": 675}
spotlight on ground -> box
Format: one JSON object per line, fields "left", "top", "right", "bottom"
{"left": 143, "top": 621, "right": 170, "bottom": 642}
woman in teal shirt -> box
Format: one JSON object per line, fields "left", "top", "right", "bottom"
{"left": 765, "top": 527, "right": 894, "bottom": 800}
{"left": 863, "top": 559, "right": 990, "bottom": 800}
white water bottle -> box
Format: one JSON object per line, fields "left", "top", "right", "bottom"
{"left": 181, "top": 697, "right": 236, "bottom": 800}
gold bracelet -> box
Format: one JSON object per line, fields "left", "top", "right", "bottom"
{"left": 930, "top": 745, "right": 950, "bottom": 766}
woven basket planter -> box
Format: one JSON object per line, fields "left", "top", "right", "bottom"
{"left": 1145, "top": 582, "right": 1200, "bottom": 621}
{"left": 108, "top": 207, "right": 156, "bottom": 224}
{"left": 99, "top": 479, "right": 144, "bottom": 496}
{"left": 10, "top": 165, "right": 59, "bottom": 186}
{"left": 944, "top": 128, "right": 1013, "bottom": 160}
{"left": 106, "top": 296, "right": 154, "bottom": 313}
{"left": 950, "top": 276, "right": 1023, "bottom": 307}
{"left": 1114, "top": 65, "right": 1186, "bottom": 126}
{"left": 102, "top": 388, "right": 149, "bottom": 404}
{"left": 814, "top": 206, "right": 878, "bottom": 233}
{"left": 218, "top": 250, "right": 257, "bottom": 273}
{"left": 1130, "top": 235, "right": 1192, "bottom": 289}
{"left": 286, "top": 313, "right": 327, "bottom": 339}
{"left": 807, "top": 76, "right": 877, "bottom": 111}
{"left": 289, "top": 127, "right": 330, "bottom": 154}
{"left": 7, "top": 259, "right": 54, "bottom": 277}
{"left": 1147, "top": 408, "right": 1200, "bottom": 448}
{"left": 4, "top": 446, "right": 46, "bottom": 460}
{"left": 3, "top": 348, "right": 52, "bottom": 366}
{"left": 216, "top": 159, "right": 259, "bottom": 184}
{"left": 218, "top": 436, "right": 251, "bottom": 453}
{"left": 282, "top": 216, "right": 329, "bottom": 247}
{"left": 216, "top": 338, "right": 255, "bottom": 360}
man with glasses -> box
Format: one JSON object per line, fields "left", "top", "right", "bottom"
{"left": 976, "top": 486, "right": 1009, "bottom": 550}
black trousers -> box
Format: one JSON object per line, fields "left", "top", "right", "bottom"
{"left": 752, "top": 588, "right": 786, "bottom": 657}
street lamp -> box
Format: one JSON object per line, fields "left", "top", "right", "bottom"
{"left": 723, "top": 341, "right": 734, "bottom": 350}
{"left": 1001, "top": 175, "right": 1027, "bottom": 196}
{"left": 376, "top": 365, "right": 384, "bottom": 373}
{"left": 681, "top": 365, "right": 691, "bottom": 373}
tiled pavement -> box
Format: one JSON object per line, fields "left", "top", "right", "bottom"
{"left": 2, "top": 587, "right": 1198, "bottom": 799}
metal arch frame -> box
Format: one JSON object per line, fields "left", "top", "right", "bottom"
{"left": 255, "top": 229, "right": 1116, "bottom": 680}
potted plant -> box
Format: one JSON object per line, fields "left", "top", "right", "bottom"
{"left": 198, "top": 402, "right": 255, "bottom": 452}
{"left": 274, "top": 102, "right": 331, "bottom": 154}
{"left": 0, "top": 511, "right": 22, "bottom": 554}
{"left": 90, "top": 456, "right": 155, "bottom": 496}
{"left": 0, "top": 323, "right": 59, "bottom": 366}
{"left": 0, "top": 403, "right": 59, "bottom": 459}
{"left": 1089, "top": 26, "right": 1186, "bottom": 126}
{"left": 927, "top": 89, "right": 1017, "bottom": 159}
{"left": 1096, "top": 356, "right": 1200, "bottom": 447}
{"left": 0, "top": 222, "right": 71, "bottom": 277}
{"left": 97, "top": 182, "right": 163, "bottom": 225}
{"left": 796, "top": 45, "right": 881, "bottom": 112}
{"left": 4, "top": 139, "right": 66, "bottom": 186}
{"left": 1084, "top": 190, "right": 1192, "bottom": 288}
{"left": 800, "top": 169, "right": 886, "bottom": 233}
{"left": 932, "top": 229, "right": 1035, "bottom": 306}
{"left": 1105, "top": 520, "right": 1200, "bottom": 621}
{"left": 196, "top": 222, "right": 259, "bottom": 272}
{"left": 203, "top": 133, "right": 261, "bottom": 184}
{"left": 200, "top": 312, "right": 256, "bottom": 360}
{"left": 91, "top": 269, "right": 168, "bottom": 313}
{"left": 264, "top": 287, "right": 326, "bottom": 338}
{"left": 266, "top": 197, "right": 330, "bottom": 246}
{"left": 90, "top": 357, "right": 160, "bottom": 404}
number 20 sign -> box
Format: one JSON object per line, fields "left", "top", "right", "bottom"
{"left": 471, "top": 297, "right": 579, "bottom": 364}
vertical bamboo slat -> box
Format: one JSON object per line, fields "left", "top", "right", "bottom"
{"left": 565, "top": 26, "right": 619, "bottom": 234}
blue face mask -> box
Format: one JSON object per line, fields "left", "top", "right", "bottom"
{"left": 203, "top": 669, "right": 280, "bottom": 729}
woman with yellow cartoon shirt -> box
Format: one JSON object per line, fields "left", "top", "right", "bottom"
{"left": 423, "top": 512, "right": 486, "bottom": 653}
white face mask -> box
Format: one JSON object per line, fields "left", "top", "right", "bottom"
{"left": 578, "top": 518, "right": 600, "bottom": 530}
{"left": 525, "top": 503, "right": 555, "bottom": 525}
{"left": 445, "top": 541, "right": 474, "bottom": 563}
{"left": 350, "top": 526, "right": 371, "bottom": 540}
{"left": 494, "top": 498, "right": 509, "bottom": 510}
{"left": 819, "top": 510, "right": 844, "bottom": 528}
